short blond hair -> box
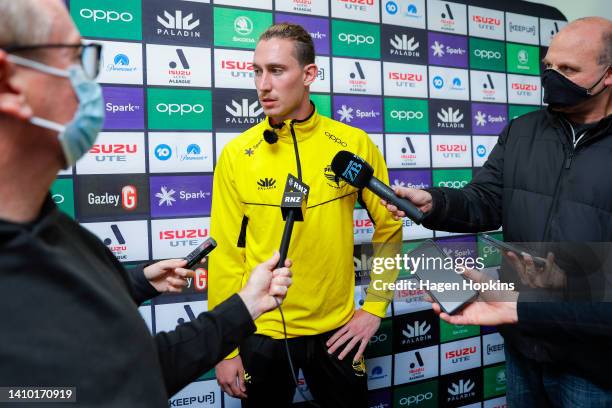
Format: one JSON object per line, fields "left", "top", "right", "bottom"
{"left": 259, "top": 23, "right": 315, "bottom": 66}
{"left": 0, "top": 0, "right": 53, "bottom": 48}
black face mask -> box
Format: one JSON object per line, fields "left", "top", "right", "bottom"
{"left": 542, "top": 66, "right": 610, "bottom": 108}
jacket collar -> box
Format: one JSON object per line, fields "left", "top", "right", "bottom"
{"left": 263, "top": 101, "right": 320, "bottom": 143}
{"left": 545, "top": 108, "right": 611, "bottom": 147}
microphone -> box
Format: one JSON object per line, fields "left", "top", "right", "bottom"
{"left": 263, "top": 122, "right": 284, "bottom": 144}
{"left": 263, "top": 129, "right": 278, "bottom": 144}
{"left": 331, "top": 150, "right": 424, "bottom": 225}
{"left": 277, "top": 174, "right": 309, "bottom": 268}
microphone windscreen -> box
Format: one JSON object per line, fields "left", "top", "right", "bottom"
{"left": 263, "top": 129, "right": 278, "bottom": 144}
{"left": 331, "top": 150, "right": 373, "bottom": 189}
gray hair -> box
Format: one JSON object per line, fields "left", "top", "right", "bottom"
{"left": 599, "top": 30, "right": 612, "bottom": 66}
{"left": 0, "top": 0, "right": 53, "bottom": 48}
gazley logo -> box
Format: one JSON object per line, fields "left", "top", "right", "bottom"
{"left": 121, "top": 185, "right": 137, "bottom": 210}
{"left": 89, "top": 144, "right": 138, "bottom": 162}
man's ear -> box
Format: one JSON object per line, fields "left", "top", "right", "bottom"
{"left": 0, "top": 50, "right": 33, "bottom": 120}
{"left": 303, "top": 63, "right": 318, "bottom": 87}
{"left": 603, "top": 66, "right": 612, "bottom": 87}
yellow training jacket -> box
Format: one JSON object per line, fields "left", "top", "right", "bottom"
{"left": 208, "top": 105, "right": 402, "bottom": 359}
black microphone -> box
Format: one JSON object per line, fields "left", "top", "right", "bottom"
{"left": 263, "top": 129, "right": 278, "bottom": 144}
{"left": 331, "top": 150, "right": 424, "bottom": 225}
{"left": 277, "top": 174, "right": 309, "bottom": 268}
{"left": 263, "top": 122, "right": 284, "bottom": 144}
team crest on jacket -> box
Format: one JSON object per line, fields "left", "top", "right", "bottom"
{"left": 324, "top": 165, "right": 345, "bottom": 189}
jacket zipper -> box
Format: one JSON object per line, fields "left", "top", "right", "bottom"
{"left": 542, "top": 121, "right": 577, "bottom": 240}
{"left": 290, "top": 121, "right": 303, "bottom": 181}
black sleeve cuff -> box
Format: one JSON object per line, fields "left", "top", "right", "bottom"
{"left": 210, "top": 293, "right": 257, "bottom": 339}
{"left": 127, "top": 263, "right": 160, "bottom": 305}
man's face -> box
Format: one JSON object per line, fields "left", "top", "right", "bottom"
{"left": 253, "top": 38, "right": 313, "bottom": 122}
{"left": 28, "top": 1, "right": 82, "bottom": 126}
{"left": 543, "top": 23, "right": 610, "bottom": 111}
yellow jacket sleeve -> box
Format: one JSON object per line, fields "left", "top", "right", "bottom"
{"left": 208, "top": 145, "right": 249, "bottom": 359}
{"left": 359, "top": 135, "right": 403, "bottom": 318}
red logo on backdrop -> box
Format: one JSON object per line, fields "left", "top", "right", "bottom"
{"left": 121, "top": 185, "right": 137, "bottom": 210}
{"left": 195, "top": 268, "right": 208, "bottom": 291}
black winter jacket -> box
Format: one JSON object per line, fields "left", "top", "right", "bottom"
{"left": 421, "top": 108, "right": 612, "bottom": 388}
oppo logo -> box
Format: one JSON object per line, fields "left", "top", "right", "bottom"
{"left": 399, "top": 392, "right": 433, "bottom": 406}
{"left": 472, "top": 15, "right": 501, "bottom": 26}
{"left": 52, "top": 194, "right": 65, "bottom": 204}
{"left": 369, "top": 333, "right": 388, "bottom": 344}
{"left": 121, "top": 185, "right": 137, "bottom": 210}
{"left": 338, "top": 33, "right": 375, "bottom": 45}
{"left": 80, "top": 9, "right": 133, "bottom": 23}
{"left": 391, "top": 110, "right": 423, "bottom": 120}
{"left": 474, "top": 49, "right": 502, "bottom": 60}
{"left": 325, "top": 131, "right": 348, "bottom": 147}
{"left": 388, "top": 72, "right": 423, "bottom": 81}
{"left": 156, "top": 103, "right": 204, "bottom": 116}
{"left": 438, "top": 180, "right": 468, "bottom": 188}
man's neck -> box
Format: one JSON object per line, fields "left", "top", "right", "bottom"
{"left": 0, "top": 135, "right": 61, "bottom": 223}
{"left": 269, "top": 98, "right": 313, "bottom": 126}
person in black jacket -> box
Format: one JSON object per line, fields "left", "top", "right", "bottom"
{"left": 382, "top": 17, "right": 612, "bottom": 407}
{"left": 0, "top": 0, "right": 292, "bottom": 405}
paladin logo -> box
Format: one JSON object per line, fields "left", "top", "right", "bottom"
{"left": 390, "top": 34, "right": 420, "bottom": 57}
{"left": 156, "top": 186, "right": 176, "bottom": 206}
{"left": 157, "top": 10, "right": 200, "bottom": 38}
{"left": 437, "top": 107, "right": 464, "bottom": 128}
{"left": 226, "top": 99, "right": 264, "bottom": 125}
{"left": 324, "top": 165, "right": 345, "bottom": 189}
{"left": 448, "top": 379, "right": 476, "bottom": 401}
{"left": 402, "top": 321, "right": 432, "bottom": 344}
{"left": 257, "top": 178, "right": 277, "bottom": 190}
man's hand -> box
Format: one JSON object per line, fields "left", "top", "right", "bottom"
{"left": 430, "top": 268, "right": 519, "bottom": 326}
{"left": 326, "top": 309, "right": 381, "bottom": 361}
{"left": 143, "top": 259, "right": 193, "bottom": 293}
{"left": 238, "top": 251, "right": 293, "bottom": 320}
{"left": 216, "top": 356, "right": 247, "bottom": 399}
{"left": 381, "top": 187, "right": 433, "bottom": 220}
{"left": 506, "top": 251, "right": 566, "bottom": 289}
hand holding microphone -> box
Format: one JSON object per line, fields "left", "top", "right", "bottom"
{"left": 384, "top": 186, "right": 433, "bottom": 221}
{"left": 331, "top": 151, "right": 425, "bottom": 224}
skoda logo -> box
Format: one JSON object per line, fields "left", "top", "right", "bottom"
{"left": 234, "top": 16, "right": 253, "bottom": 36}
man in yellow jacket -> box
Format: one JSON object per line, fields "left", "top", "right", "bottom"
{"left": 209, "top": 23, "right": 402, "bottom": 407}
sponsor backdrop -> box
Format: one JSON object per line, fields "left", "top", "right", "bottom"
{"left": 58, "top": 0, "right": 565, "bottom": 406}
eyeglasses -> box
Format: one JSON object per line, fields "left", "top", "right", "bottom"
{"left": 3, "top": 43, "right": 102, "bottom": 80}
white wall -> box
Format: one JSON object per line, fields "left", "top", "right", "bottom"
{"left": 527, "top": 0, "right": 611, "bottom": 21}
